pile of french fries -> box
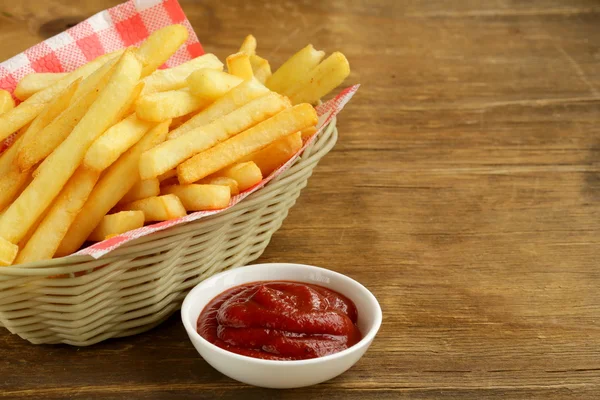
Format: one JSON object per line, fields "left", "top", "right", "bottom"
{"left": 0, "top": 25, "right": 350, "bottom": 266}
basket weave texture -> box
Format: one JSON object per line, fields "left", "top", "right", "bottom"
{"left": 0, "top": 119, "right": 337, "bottom": 346}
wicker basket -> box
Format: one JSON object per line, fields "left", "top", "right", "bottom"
{"left": 0, "top": 118, "right": 337, "bottom": 346}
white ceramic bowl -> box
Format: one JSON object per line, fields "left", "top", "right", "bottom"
{"left": 181, "top": 263, "right": 382, "bottom": 389}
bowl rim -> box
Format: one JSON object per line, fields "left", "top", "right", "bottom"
{"left": 181, "top": 262, "right": 383, "bottom": 366}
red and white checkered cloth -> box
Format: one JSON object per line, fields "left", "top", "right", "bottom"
{"left": 0, "top": 0, "right": 358, "bottom": 259}
{"left": 0, "top": 0, "right": 202, "bottom": 94}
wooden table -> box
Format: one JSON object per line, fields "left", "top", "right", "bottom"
{"left": 1, "top": 0, "right": 600, "bottom": 398}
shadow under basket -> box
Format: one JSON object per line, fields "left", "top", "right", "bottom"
{"left": 0, "top": 118, "right": 338, "bottom": 346}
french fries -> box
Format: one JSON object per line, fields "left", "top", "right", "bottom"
{"left": 0, "top": 102, "right": 45, "bottom": 144}
{"left": 56, "top": 120, "right": 170, "bottom": 256}
{"left": 14, "top": 72, "right": 68, "bottom": 100}
{"left": 266, "top": 45, "right": 325, "bottom": 94}
{"left": 136, "top": 24, "right": 189, "bottom": 77}
{"left": 162, "top": 184, "right": 231, "bottom": 211}
{"left": 119, "top": 194, "right": 186, "bottom": 222}
{"left": 214, "top": 161, "right": 262, "bottom": 192}
{"left": 0, "top": 50, "right": 123, "bottom": 143}
{"left": 0, "top": 135, "right": 23, "bottom": 176}
{"left": 141, "top": 54, "right": 223, "bottom": 95}
{"left": 239, "top": 131, "right": 303, "bottom": 176}
{"left": 168, "top": 79, "right": 270, "bottom": 140}
{"left": 226, "top": 52, "right": 254, "bottom": 80}
{"left": 186, "top": 69, "right": 243, "bottom": 100}
{"left": 17, "top": 207, "right": 47, "bottom": 249}
{"left": 0, "top": 50, "right": 142, "bottom": 244}
{"left": 238, "top": 35, "right": 270, "bottom": 83}
{"left": 287, "top": 52, "right": 350, "bottom": 105}
{"left": 0, "top": 236, "right": 18, "bottom": 266}
{"left": 177, "top": 104, "right": 318, "bottom": 183}
{"left": 301, "top": 126, "right": 318, "bottom": 140}
{"left": 119, "top": 81, "right": 146, "bottom": 121}
{"left": 140, "top": 92, "right": 290, "bottom": 180}
{"left": 250, "top": 55, "right": 272, "bottom": 85}
{"left": 0, "top": 89, "right": 15, "bottom": 114}
{"left": 88, "top": 211, "right": 145, "bottom": 242}
{"left": 0, "top": 167, "right": 30, "bottom": 212}
{"left": 15, "top": 168, "right": 99, "bottom": 264}
{"left": 84, "top": 114, "right": 155, "bottom": 171}
{"left": 239, "top": 34, "right": 257, "bottom": 55}
{"left": 0, "top": 27, "right": 352, "bottom": 264}
{"left": 17, "top": 78, "right": 81, "bottom": 168}
{"left": 203, "top": 177, "right": 239, "bottom": 195}
{"left": 118, "top": 179, "right": 160, "bottom": 205}
{"left": 73, "top": 52, "right": 124, "bottom": 99}
{"left": 136, "top": 89, "right": 208, "bottom": 122}
{"left": 17, "top": 55, "right": 121, "bottom": 172}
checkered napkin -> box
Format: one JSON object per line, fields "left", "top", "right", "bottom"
{"left": 0, "top": 0, "right": 202, "bottom": 94}
{"left": 0, "top": 0, "right": 358, "bottom": 259}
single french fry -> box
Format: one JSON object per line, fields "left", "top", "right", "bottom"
{"left": 17, "top": 55, "right": 122, "bottom": 172}
{"left": 15, "top": 168, "right": 99, "bottom": 264}
{"left": 177, "top": 104, "right": 317, "bottom": 183}
{"left": 0, "top": 167, "right": 31, "bottom": 212}
{"left": 226, "top": 52, "right": 253, "bottom": 80}
{"left": 0, "top": 90, "right": 15, "bottom": 114}
{"left": 136, "top": 88, "right": 208, "bottom": 122}
{"left": 141, "top": 54, "right": 223, "bottom": 95}
{"left": 0, "top": 51, "right": 142, "bottom": 245}
{"left": 136, "top": 24, "right": 189, "bottom": 77}
{"left": 167, "top": 79, "right": 269, "bottom": 140}
{"left": 88, "top": 211, "right": 145, "bottom": 242}
{"left": 0, "top": 236, "right": 18, "bottom": 266}
{"left": 140, "top": 92, "right": 290, "bottom": 180}
{"left": 119, "top": 194, "right": 186, "bottom": 221}
{"left": 56, "top": 120, "right": 170, "bottom": 256}
{"left": 215, "top": 161, "right": 262, "bottom": 191}
{"left": 300, "top": 126, "right": 318, "bottom": 140}
{"left": 250, "top": 55, "right": 272, "bottom": 85}
{"left": 118, "top": 178, "right": 160, "bottom": 205}
{"left": 287, "top": 52, "right": 350, "bottom": 104}
{"left": 166, "top": 195, "right": 187, "bottom": 219}
{"left": 239, "top": 34, "right": 257, "bottom": 55}
{"left": 14, "top": 72, "right": 68, "bottom": 100}
{"left": 202, "top": 176, "right": 239, "bottom": 195}
{"left": 0, "top": 50, "right": 123, "bottom": 143}
{"left": 162, "top": 184, "right": 230, "bottom": 211}
{"left": 17, "top": 78, "right": 81, "bottom": 170}
{"left": 84, "top": 114, "right": 155, "bottom": 171}
{"left": 266, "top": 45, "right": 325, "bottom": 94}
{"left": 239, "top": 131, "right": 302, "bottom": 176}
{"left": 186, "top": 69, "right": 243, "bottom": 100}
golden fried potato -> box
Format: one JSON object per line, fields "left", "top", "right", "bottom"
{"left": 177, "top": 104, "right": 317, "bottom": 183}
{"left": 0, "top": 51, "right": 142, "bottom": 245}
{"left": 162, "top": 184, "right": 231, "bottom": 211}
{"left": 88, "top": 211, "right": 145, "bottom": 242}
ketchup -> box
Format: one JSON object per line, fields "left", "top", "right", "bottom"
{"left": 197, "top": 281, "right": 362, "bottom": 360}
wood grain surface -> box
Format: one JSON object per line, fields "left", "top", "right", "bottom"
{"left": 1, "top": 0, "right": 600, "bottom": 398}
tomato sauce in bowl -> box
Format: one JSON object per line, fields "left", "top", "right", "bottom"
{"left": 197, "top": 281, "right": 362, "bottom": 360}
